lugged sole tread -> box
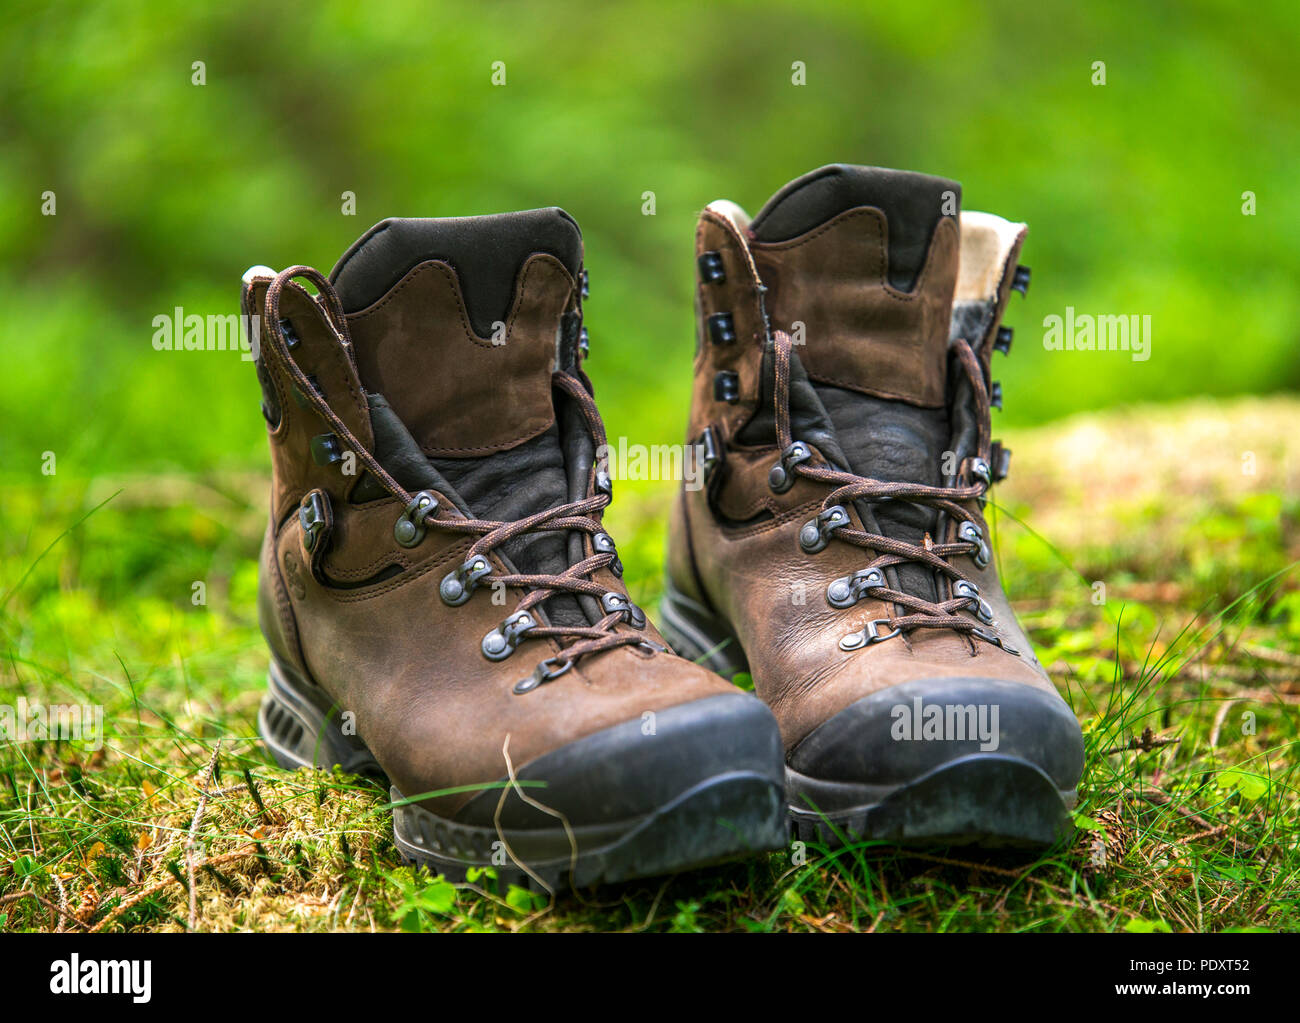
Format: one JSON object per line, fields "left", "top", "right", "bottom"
{"left": 788, "top": 753, "right": 1075, "bottom": 849}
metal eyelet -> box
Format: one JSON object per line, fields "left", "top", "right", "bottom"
{"left": 591, "top": 532, "right": 623, "bottom": 576}
{"left": 514, "top": 656, "right": 573, "bottom": 695}
{"left": 972, "top": 625, "right": 1019, "bottom": 656}
{"left": 826, "top": 567, "right": 885, "bottom": 609}
{"left": 698, "top": 250, "right": 725, "bottom": 283}
{"left": 990, "top": 441, "right": 1011, "bottom": 483}
{"left": 696, "top": 428, "right": 720, "bottom": 485}
{"left": 439, "top": 557, "right": 492, "bottom": 607}
{"left": 291, "top": 374, "right": 322, "bottom": 408}
{"left": 279, "top": 318, "right": 301, "bottom": 349}
{"left": 707, "top": 312, "right": 737, "bottom": 345}
{"left": 839, "top": 618, "right": 902, "bottom": 651}
{"left": 310, "top": 433, "right": 343, "bottom": 466}
{"left": 394, "top": 491, "right": 438, "bottom": 548}
{"left": 482, "top": 610, "right": 538, "bottom": 662}
{"left": 1011, "top": 264, "right": 1031, "bottom": 295}
{"left": 298, "top": 492, "right": 328, "bottom": 553}
{"left": 798, "top": 505, "right": 848, "bottom": 554}
{"left": 958, "top": 522, "right": 990, "bottom": 569}
{"left": 601, "top": 592, "right": 646, "bottom": 629}
{"left": 952, "top": 580, "right": 995, "bottom": 624}
{"left": 768, "top": 441, "right": 812, "bottom": 494}
{"left": 969, "top": 457, "right": 992, "bottom": 487}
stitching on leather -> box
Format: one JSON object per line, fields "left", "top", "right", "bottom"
{"left": 751, "top": 206, "right": 884, "bottom": 253}
{"left": 419, "top": 414, "right": 554, "bottom": 456}
{"left": 268, "top": 524, "right": 305, "bottom": 666}
{"left": 717, "top": 499, "right": 821, "bottom": 541}
{"left": 324, "top": 549, "right": 411, "bottom": 579}
{"left": 805, "top": 370, "right": 944, "bottom": 408}
{"left": 348, "top": 256, "right": 563, "bottom": 453}
{"left": 345, "top": 492, "right": 408, "bottom": 510}
{"left": 701, "top": 208, "right": 761, "bottom": 281}
{"left": 752, "top": 208, "right": 958, "bottom": 305}
{"left": 322, "top": 537, "right": 478, "bottom": 604}
{"left": 715, "top": 453, "right": 777, "bottom": 519}
{"left": 321, "top": 507, "right": 460, "bottom": 579}
{"left": 346, "top": 260, "right": 476, "bottom": 339}
{"left": 718, "top": 494, "right": 768, "bottom": 520}
{"left": 347, "top": 254, "right": 571, "bottom": 349}
{"left": 279, "top": 282, "right": 372, "bottom": 440}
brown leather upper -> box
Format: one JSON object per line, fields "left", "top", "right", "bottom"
{"left": 346, "top": 255, "right": 569, "bottom": 457}
{"left": 669, "top": 195, "right": 1054, "bottom": 753}
{"left": 253, "top": 242, "right": 741, "bottom": 817}
{"left": 688, "top": 208, "right": 769, "bottom": 445}
{"left": 272, "top": 501, "right": 731, "bottom": 816}
{"left": 751, "top": 208, "right": 959, "bottom": 408}
{"left": 258, "top": 281, "right": 374, "bottom": 528}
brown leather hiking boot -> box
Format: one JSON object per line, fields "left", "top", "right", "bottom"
{"left": 243, "top": 208, "right": 785, "bottom": 888}
{"left": 661, "top": 165, "right": 1084, "bottom": 847}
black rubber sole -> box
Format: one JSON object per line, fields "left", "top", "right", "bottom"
{"left": 258, "top": 660, "right": 787, "bottom": 890}
{"left": 660, "top": 582, "right": 1079, "bottom": 849}
{"left": 392, "top": 771, "right": 784, "bottom": 889}
{"left": 789, "top": 754, "right": 1075, "bottom": 848}
{"left": 259, "top": 660, "right": 381, "bottom": 778}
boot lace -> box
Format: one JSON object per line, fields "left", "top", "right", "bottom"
{"left": 264, "top": 266, "right": 654, "bottom": 695}
{"left": 769, "top": 328, "right": 1016, "bottom": 653}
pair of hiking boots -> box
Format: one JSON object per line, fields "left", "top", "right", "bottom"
{"left": 245, "top": 164, "right": 1084, "bottom": 889}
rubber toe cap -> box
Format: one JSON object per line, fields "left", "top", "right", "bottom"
{"left": 455, "top": 692, "right": 785, "bottom": 828}
{"left": 789, "top": 677, "right": 1084, "bottom": 794}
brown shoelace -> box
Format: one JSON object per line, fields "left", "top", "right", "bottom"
{"left": 771, "top": 328, "right": 1014, "bottom": 651}
{"left": 263, "top": 266, "right": 651, "bottom": 693}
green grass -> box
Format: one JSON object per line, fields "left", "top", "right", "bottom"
{"left": 1, "top": 396, "right": 1297, "bottom": 932}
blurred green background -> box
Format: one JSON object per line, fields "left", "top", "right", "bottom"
{"left": 1, "top": 0, "right": 1297, "bottom": 475}
{"left": 2, "top": 0, "right": 1298, "bottom": 936}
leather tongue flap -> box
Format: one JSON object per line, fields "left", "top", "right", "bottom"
{"left": 749, "top": 164, "right": 961, "bottom": 408}
{"left": 332, "top": 209, "right": 594, "bottom": 627}
{"left": 749, "top": 165, "right": 966, "bottom": 602}
{"left": 332, "top": 208, "right": 583, "bottom": 458}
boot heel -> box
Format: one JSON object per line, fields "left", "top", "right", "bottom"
{"left": 258, "top": 660, "right": 382, "bottom": 777}
{"left": 659, "top": 580, "right": 750, "bottom": 678}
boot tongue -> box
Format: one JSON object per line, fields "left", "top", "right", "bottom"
{"left": 332, "top": 210, "right": 592, "bottom": 625}
{"left": 749, "top": 166, "right": 962, "bottom": 600}
{"left": 331, "top": 208, "right": 582, "bottom": 457}
{"left": 751, "top": 164, "right": 958, "bottom": 292}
